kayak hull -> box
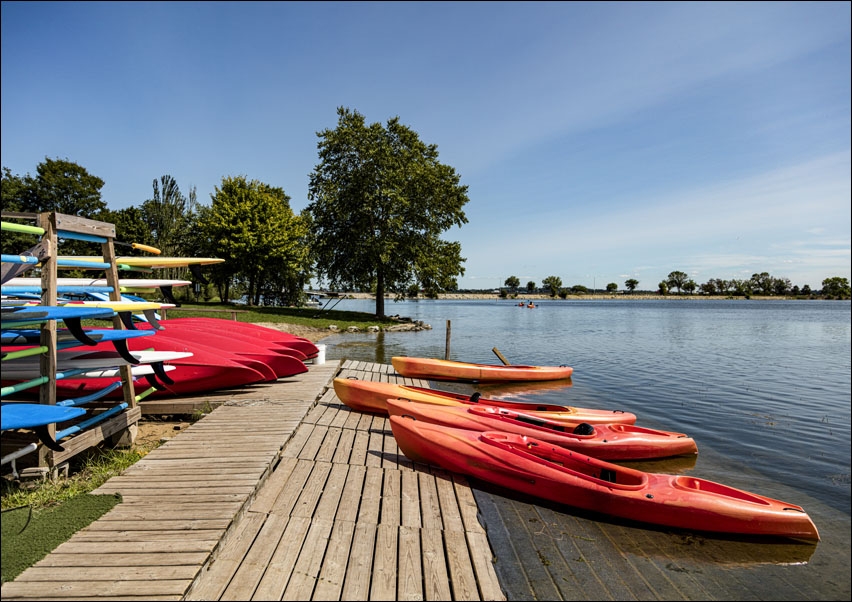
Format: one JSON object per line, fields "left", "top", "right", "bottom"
{"left": 333, "top": 377, "right": 637, "bottom": 425}
{"left": 391, "top": 356, "right": 573, "bottom": 382}
{"left": 386, "top": 397, "right": 697, "bottom": 460}
{"left": 157, "top": 318, "right": 319, "bottom": 358}
{"left": 389, "top": 417, "right": 819, "bottom": 541}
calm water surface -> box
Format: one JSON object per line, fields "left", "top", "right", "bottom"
{"left": 321, "top": 298, "right": 851, "bottom": 520}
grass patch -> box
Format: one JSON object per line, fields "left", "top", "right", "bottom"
{"left": 1, "top": 444, "right": 156, "bottom": 583}
{"left": 1, "top": 493, "right": 120, "bottom": 583}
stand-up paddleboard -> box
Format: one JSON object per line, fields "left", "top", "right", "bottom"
{"left": 4, "top": 285, "right": 168, "bottom": 295}
{"left": 4, "top": 277, "right": 191, "bottom": 288}
{"left": 1, "top": 328, "right": 156, "bottom": 348}
{"left": 1, "top": 402, "right": 88, "bottom": 451}
{"left": 3, "top": 277, "right": 192, "bottom": 295}
{"left": 0, "top": 305, "right": 115, "bottom": 324}
{"left": 1, "top": 305, "right": 117, "bottom": 344}
{"left": 54, "top": 256, "right": 224, "bottom": 269}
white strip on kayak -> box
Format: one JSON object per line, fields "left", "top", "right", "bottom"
{"left": 2, "top": 351, "right": 193, "bottom": 379}
{"left": 79, "top": 364, "right": 177, "bottom": 378}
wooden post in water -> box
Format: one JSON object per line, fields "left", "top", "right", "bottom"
{"left": 492, "top": 347, "right": 510, "bottom": 365}
{"left": 445, "top": 320, "right": 451, "bottom": 359}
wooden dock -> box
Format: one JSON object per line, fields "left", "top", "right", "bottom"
{"left": 0, "top": 360, "right": 504, "bottom": 601}
{"left": 2, "top": 360, "right": 847, "bottom": 601}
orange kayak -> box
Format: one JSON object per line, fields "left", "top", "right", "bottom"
{"left": 332, "top": 377, "right": 636, "bottom": 424}
{"left": 391, "top": 356, "right": 573, "bottom": 382}
{"left": 386, "top": 397, "right": 697, "bottom": 460}
{"left": 389, "top": 416, "right": 820, "bottom": 541}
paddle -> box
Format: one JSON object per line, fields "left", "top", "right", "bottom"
{"left": 492, "top": 347, "right": 510, "bottom": 365}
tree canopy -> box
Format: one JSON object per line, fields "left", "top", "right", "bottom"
{"left": 306, "top": 107, "right": 469, "bottom": 317}
{"left": 1, "top": 158, "right": 108, "bottom": 256}
{"left": 197, "top": 175, "right": 310, "bottom": 305}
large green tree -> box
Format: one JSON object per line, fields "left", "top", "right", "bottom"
{"left": 198, "top": 176, "right": 310, "bottom": 305}
{"left": 542, "top": 275, "right": 562, "bottom": 297}
{"left": 666, "top": 270, "right": 689, "bottom": 293}
{"left": 822, "top": 276, "right": 850, "bottom": 298}
{"left": 306, "top": 107, "right": 469, "bottom": 317}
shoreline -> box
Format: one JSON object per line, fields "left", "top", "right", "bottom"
{"left": 335, "top": 292, "right": 811, "bottom": 301}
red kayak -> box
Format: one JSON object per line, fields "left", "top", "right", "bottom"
{"left": 52, "top": 336, "right": 273, "bottom": 398}
{"left": 159, "top": 318, "right": 319, "bottom": 358}
{"left": 137, "top": 320, "right": 309, "bottom": 362}
{"left": 134, "top": 326, "right": 308, "bottom": 379}
{"left": 333, "top": 377, "right": 637, "bottom": 425}
{"left": 392, "top": 356, "right": 573, "bottom": 382}
{"left": 389, "top": 416, "right": 820, "bottom": 542}
{"left": 385, "top": 397, "right": 697, "bottom": 460}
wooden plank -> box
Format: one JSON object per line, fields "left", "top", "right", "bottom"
{"left": 30, "top": 552, "right": 210, "bottom": 567}
{"left": 249, "top": 456, "right": 299, "bottom": 514}
{"left": 334, "top": 465, "right": 366, "bottom": 524}
{"left": 250, "top": 516, "right": 312, "bottom": 601}
{"left": 400, "top": 468, "right": 422, "bottom": 528}
{"left": 340, "top": 522, "right": 377, "bottom": 600}
{"left": 419, "top": 471, "right": 443, "bottom": 528}
{"left": 290, "top": 460, "right": 332, "bottom": 519}
{"left": 397, "top": 525, "right": 423, "bottom": 600}
{"left": 369, "top": 524, "right": 399, "bottom": 601}
{"left": 357, "top": 466, "right": 384, "bottom": 525}
{"left": 331, "top": 426, "right": 356, "bottom": 464}
{"left": 380, "top": 468, "right": 402, "bottom": 526}
{"left": 281, "top": 517, "right": 335, "bottom": 600}
{"left": 218, "top": 514, "right": 291, "bottom": 601}
{"left": 312, "top": 462, "right": 350, "bottom": 520}
{"left": 421, "top": 526, "right": 453, "bottom": 601}
{"left": 465, "top": 530, "right": 506, "bottom": 601}
{"left": 444, "top": 529, "right": 480, "bottom": 601}
{"left": 0, "top": 580, "right": 190, "bottom": 598}
{"left": 314, "top": 426, "right": 342, "bottom": 463}
{"left": 312, "top": 519, "right": 356, "bottom": 601}
{"left": 435, "top": 469, "right": 465, "bottom": 532}
{"left": 268, "top": 459, "right": 316, "bottom": 517}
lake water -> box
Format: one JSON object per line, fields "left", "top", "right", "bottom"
{"left": 320, "top": 298, "right": 851, "bottom": 519}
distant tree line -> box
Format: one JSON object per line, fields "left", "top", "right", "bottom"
{"left": 501, "top": 271, "right": 850, "bottom": 300}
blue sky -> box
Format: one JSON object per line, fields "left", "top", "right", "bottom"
{"left": 2, "top": 1, "right": 849, "bottom": 291}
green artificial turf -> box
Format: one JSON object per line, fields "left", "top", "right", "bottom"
{"left": 1, "top": 493, "right": 120, "bottom": 583}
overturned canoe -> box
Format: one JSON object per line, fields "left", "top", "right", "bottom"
{"left": 389, "top": 416, "right": 819, "bottom": 542}
{"left": 391, "top": 356, "right": 573, "bottom": 382}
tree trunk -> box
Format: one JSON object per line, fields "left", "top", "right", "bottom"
{"left": 375, "top": 270, "right": 385, "bottom": 318}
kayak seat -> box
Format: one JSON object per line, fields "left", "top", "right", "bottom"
{"left": 600, "top": 469, "right": 617, "bottom": 483}
{"left": 573, "top": 423, "right": 595, "bottom": 436}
